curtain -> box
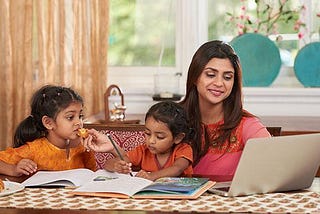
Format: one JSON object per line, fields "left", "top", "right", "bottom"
{"left": 0, "top": 0, "right": 109, "bottom": 150}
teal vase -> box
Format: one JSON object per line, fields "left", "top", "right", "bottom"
{"left": 294, "top": 42, "right": 320, "bottom": 87}
{"left": 230, "top": 33, "right": 281, "bottom": 87}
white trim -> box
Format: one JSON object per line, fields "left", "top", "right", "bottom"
{"left": 121, "top": 87, "right": 320, "bottom": 117}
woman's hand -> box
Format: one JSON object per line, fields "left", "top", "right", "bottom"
{"left": 82, "top": 129, "right": 114, "bottom": 153}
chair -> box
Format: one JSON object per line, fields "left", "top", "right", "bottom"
{"left": 266, "top": 126, "right": 282, "bottom": 136}
{"left": 84, "top": 123, "right": 146, "bottom": 169}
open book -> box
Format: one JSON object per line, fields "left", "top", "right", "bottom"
{"left": 21, "top": 168, "right": 215, "bottom": 199}
{"left": 70, "top": 171, "right": 215, "bottom": 199}
{"left": 21, "top": 168, "right": 100, "bottom": 187}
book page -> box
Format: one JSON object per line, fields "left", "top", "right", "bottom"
{"left": 72, "top": 171, "right": 153, "bottom": 196}
{"left": 21, "top": 168, "right": 95, "bottom": 187}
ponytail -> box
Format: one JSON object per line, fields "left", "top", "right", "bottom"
{"left": 13, "top": 115, "right": 44, "bottom": 148}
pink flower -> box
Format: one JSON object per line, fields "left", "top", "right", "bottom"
{"left": 298, "top": 32, "right": 304, "bottom": 39}
{"left": 316, "top": 13, "right": 320, "bottom": 17}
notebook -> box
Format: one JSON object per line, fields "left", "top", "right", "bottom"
{"left": 208, "top": 133, "right": 320, "bottom": 197}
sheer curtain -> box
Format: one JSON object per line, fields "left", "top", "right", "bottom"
{"left": 0, "top": 0, "right": 109, "bottom": 150}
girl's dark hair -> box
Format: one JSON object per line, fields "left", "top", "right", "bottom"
{"left": 145, "top": 101, "right": 191, "bottom": 141}
{"left": 180, "top": 40, "right": 254, "bottom": 164}
{"left": 13, "top": 85, "right": 83, "bottom": 148}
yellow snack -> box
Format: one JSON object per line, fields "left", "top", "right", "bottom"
{"left": 77, "top": 128, "right": 89, "bottom": 138}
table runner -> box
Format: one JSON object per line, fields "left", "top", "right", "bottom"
{"left": 0, "top": 188, "right": 319, "bottom": 213}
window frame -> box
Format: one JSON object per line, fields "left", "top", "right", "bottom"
{"left": 107, "top": 0, "right": 208, "bottom": 96}
{"left": 107, "top": 0, "right": 316, "bottom": 96}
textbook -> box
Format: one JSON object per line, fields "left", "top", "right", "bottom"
{"left": 69, "top": 171, "right": 215, "bottom": 199}
{"left": 21, "top": 168, "right": 215, "bottom": 199}
{"left": 21, "top": 168, "right": 101, "bottom": 187}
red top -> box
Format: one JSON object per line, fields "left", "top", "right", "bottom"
{"left": 127, "top": 143, "right": 193, "bottom": 176}
{"left": 193, "top": 117, "right": 270, "bottom": 181}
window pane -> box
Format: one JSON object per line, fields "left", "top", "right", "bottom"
{"left": 108, "top": 0, "right": 176, "bottom": 66}
{"left": 311, "top": 0, "right": 320, "bottom": 42}
{"left": 208, "top": 0, "right": 304, "bottom": 66}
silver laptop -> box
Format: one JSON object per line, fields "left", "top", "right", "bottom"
{"left": 208, "top": 133, "right": 320, "bottom": 197}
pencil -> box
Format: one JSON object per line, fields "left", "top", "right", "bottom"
{"left": 107, "top": 134, "right": 133, "bottom": 177}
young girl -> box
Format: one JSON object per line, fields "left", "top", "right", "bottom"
{"left": 84, "top": 101, "right": 193, "bottom": 181}
{"left": 0, "top": 85, "right": 113, "bottom": 177}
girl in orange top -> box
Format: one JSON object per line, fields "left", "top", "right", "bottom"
{"left": 0, "top": 85, "right": 113, "bottom": 177}
{"left": 84, "top": 101, "right": 193, "bottom": 181}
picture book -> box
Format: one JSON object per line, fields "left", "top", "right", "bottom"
{"left": 69, "top": 170, "right": 215, "bottom": 199}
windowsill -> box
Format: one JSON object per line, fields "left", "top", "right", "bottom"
{"left": 114, "top": 87, "right": 320, "bottom": 118}
{"left": 107, "top": 65, "right": 320, "bottom": 117}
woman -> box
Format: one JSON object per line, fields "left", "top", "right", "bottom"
{"left": 180, "top": 40, "right": 271, "bottom": 181}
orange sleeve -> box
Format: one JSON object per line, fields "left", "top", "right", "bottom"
{"left": 173, "top": 143, "right": 193, "bottom": 176}
{"left": 0, "top": 144, "right": 34, "bottom": 164}
{"left": 127, "top": 144, "right": 146, "bottom": 167}
{"left": 174, "top": 143, "right": 193, "bottom": 164}
{"left": 83, "top": 150, "right": 97, "bottom": 171}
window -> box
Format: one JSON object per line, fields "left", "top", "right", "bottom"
{"left": 108, "top": 0, "right": 176, "bottom": 66}
{"left": 108, "top": 0, "right": 319, "bottom": 95}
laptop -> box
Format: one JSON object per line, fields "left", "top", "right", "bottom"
{"left": 208, "top": 133, "right": 320, "bottom": 197}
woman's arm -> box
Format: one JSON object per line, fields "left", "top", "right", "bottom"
{"left": 242, "top": 117, "right": 271, "bottom": 144}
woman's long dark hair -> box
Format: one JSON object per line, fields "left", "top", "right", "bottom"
{"left": 180, "top": 40, "right": 253, "bottom": 165}
{"left": 13, "top": 85, "right": 83, "bottom": 148}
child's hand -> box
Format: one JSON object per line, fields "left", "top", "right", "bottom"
{"left": 113, "top": 160, "right": 132, "bottom": 174}
{"left": 15, "top": 159, "right": 37, "bottom": 176}
{"left": 135, "top": 170, "right": 155, "bottom": 181}
{"left": 82, "top": 129, "right": 114, "bottom": 153}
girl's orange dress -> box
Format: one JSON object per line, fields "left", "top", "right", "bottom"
{"left": 0, "top": 137, "right": 97, "bottom": 171}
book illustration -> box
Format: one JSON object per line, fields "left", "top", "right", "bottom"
{"left": 93, "top": 176, "right": 118, "bottom": 181}
{"left": 140, "top": 177, "right": 209, "bottom": 193}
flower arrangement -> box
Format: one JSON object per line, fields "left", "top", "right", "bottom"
{"left": 227, "top": 0, "right": 305, "bottom": 37}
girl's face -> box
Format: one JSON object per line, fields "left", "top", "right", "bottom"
{"left": 144, "top": 116, "right": 181, "bottom": 155}
{"left": 196, "top": 57, "right": 235, "bottom": 107}
{"left": 48, "top": 102, "right": 84, "bottom": 146}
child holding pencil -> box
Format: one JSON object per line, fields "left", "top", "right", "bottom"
{"left": 83, "top": 101, "right": 193, "bottom": 181}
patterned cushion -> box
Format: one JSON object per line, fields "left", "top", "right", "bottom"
{"left": 94, "top": 130, "right": 145, "bottom": 169}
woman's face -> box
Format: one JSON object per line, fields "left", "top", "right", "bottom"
{"left": 196, "top": 57, "right": 235, "bottom": 107}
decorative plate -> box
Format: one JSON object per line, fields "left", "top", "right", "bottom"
{"left": 230, "top": 33, "right": 281, "bottom": 87}
{"left": 0, "top": 181, "right": 24, "bottom": 197}
{"left": 294, "top": 42, "right": 320, "bottom": 87}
